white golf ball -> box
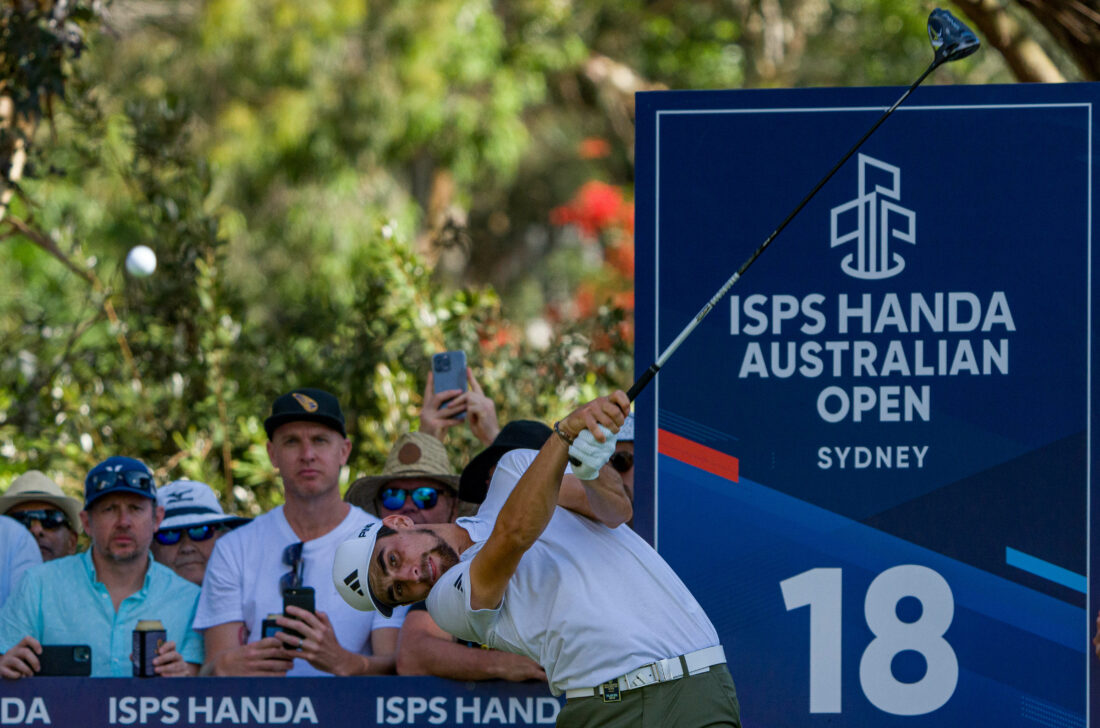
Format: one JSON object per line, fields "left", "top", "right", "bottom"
{"left": 125, "top": 245, "right": 157, "bottom": 277}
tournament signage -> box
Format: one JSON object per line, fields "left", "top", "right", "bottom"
{"left": 634, "top": 82, "right": 1098, "bottom": 726}
{"left": 0, "top": 677, "right": 561, "bottom": 726}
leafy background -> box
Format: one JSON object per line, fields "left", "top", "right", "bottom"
{"left": 0, "top": 0, "right": 1091, "bottom": 514}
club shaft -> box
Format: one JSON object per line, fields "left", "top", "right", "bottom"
{"left": 626, "top": 60, "right": 939, "bottom": 403}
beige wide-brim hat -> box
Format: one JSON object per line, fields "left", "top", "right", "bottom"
{"left": 346, "top": 432, "right": 464, "bottom": 517}
{"left": 0, "top": 470, "right": 83, "bottom": 534}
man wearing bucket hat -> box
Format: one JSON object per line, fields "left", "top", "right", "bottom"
{"left": 345, "top": 432, "right": 469, "bottom": 524}
{"left": 0, "top": 470, "right": 83, "bottom": 562}
{"left": 152, "top": 480, "right": 250, "bottom": 586}
{"left": 0, "top": 456, "right": 202, "bottom": 678}
{"left": 194, "top": 388, "right": 402, "bottom": 677}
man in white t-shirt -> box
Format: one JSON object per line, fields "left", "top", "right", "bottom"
{"left": 334, "top": 393, "right": 740, "bottom": 726}
{"left": 195, "top": 388, "right": 402, "bottom": 676}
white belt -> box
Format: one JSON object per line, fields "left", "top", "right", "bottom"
{"left": 564, "top": 645, "right": 726, "bottom": 701}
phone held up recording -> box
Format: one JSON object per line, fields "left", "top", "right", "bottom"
{"left": 432, "top": 351, "right": 467, "bottom": 420}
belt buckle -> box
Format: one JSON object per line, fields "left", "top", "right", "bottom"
{"left": 601, "top": 679, "right": 621, "bottom": 703}
{"left": 653, "top": 659, "right": 672, "bottom": 682}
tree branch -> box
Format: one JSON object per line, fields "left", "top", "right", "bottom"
{"left": 952, "top": 0, "right": 1067, "bottom": 82}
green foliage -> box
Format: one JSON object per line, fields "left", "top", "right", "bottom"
{"left": 0, "top": 0, "right": 1072, "bottom": 512}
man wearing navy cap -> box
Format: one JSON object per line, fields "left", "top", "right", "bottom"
{"left": 0, "top": 456, "right": 203, "bottom": 678}
{"left": 194, "top": 388, "right": 401, "bottom": 677}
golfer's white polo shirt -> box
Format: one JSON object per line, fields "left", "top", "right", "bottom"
{"left": 428, "top": 449, "right": 720, "bottom": 695}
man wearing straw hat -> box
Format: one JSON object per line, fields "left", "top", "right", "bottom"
{"left": 345, "top": 432, "right": 471, "bottom": 524}
{"left": 0, "top": 470, "right": 83, "bottom": 562}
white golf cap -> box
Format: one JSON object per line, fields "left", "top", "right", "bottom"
{"left": 156, "top": 480, "right": 250, "bottom": 532}
{"left": 333, "top": 521, "right": 393, "bottom": 617}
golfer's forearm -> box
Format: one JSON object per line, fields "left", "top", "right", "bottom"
{"left": 493, "top": 436, "right": 570, "bottom": 549}
{"left": 559, "top": 468, "right": 631, "bottom": 526}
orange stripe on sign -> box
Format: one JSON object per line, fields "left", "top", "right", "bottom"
{"left": 658, "top": 429, "right": 739, "bottom": 482}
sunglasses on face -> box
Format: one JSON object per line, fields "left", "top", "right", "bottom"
{"left": 609, "top": 451, "right": 634, "bottom": 474}
{"left": 8, "top": 509, "right": 68, "bottom": 530}
{"left": 280, "top": 541, "right": 305, "bottom": 594}
{"left": 154, "top": 523, "right": 218, "bottom": 546}
{"left": 87, "top": 469, "right": 155, "bottom": 494}
{"left": 380, "top": 486, "right": 440, "bottom": 511}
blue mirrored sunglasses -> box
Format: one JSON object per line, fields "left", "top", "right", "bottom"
{"left": 154, "top": 523, "right": 218, "bottom": 546}
{"left": 380, "top": 486, "right": 440, "bottom": 511}
{"left": 87, "top": 469, "right": 155, "bottom": 493}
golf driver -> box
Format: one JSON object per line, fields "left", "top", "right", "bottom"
{"left": 624, "top": 8, "right": 979, "bottom": 403}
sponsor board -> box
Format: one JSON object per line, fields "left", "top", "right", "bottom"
{"left": 634, "top": 82, "right": 1099, "bottom": 726}
{"left": 0, "top": 678, "right": 560, "bottom": 727}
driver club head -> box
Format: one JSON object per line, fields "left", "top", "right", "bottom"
{"left": 927, "top": 8, "right": 981, "bottom": 66}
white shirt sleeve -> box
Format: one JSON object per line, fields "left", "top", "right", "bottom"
{"left": 425, "top": 560, "right": 500, "bottom": 646}
{"left": 373, "top": 603, "right": 409, "bottom": 630}
{"left": 192, "top": 534, "right": 244, "bottom": 630}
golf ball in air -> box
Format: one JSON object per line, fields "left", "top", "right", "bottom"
{"left": 125, "top": 245, "right": 157, "bottom": 277}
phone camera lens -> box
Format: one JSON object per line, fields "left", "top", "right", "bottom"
{"left": 74, "top": 646, "right": 91, "bottom": 662}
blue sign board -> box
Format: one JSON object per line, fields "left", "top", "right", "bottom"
{"left": 0, "top": 677, "right": 561, "bottom": 726}
{"left": 633, "top": 82, "right": 1098, "bottom": 726}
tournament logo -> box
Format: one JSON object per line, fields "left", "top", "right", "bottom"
{"left": 830, "top": 154, "right": 915, "bottom": 280}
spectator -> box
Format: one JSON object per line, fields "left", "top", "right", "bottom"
{"left": 152, "top": 480, "right": 250, "bottom": 586}
{"left": 345, "top": 432, "right": 471, "bottom": 524}
{"left": 0, "top": 457, "right": 202, "bottom": 678}
{"left": 0, "top": 470, "right": 82, "bottom": 561}
{"left": 0, "top": 516, "right": 41, "bottom": 609}
{"left": 419, "top": 367, "right": 500, "bottom": 446}
{"left": 194, "top": 388, "right": 401, "bottom": 676}
{"left": 457, "top": 420, "right": 552, "bottom": 506}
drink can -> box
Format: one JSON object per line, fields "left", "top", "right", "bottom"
{"left": 132, "top": 619, "right": 166, "bottom": 677}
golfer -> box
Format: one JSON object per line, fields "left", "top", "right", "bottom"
{"left": 335, "top": 392, "right": 740, "bottom": 727}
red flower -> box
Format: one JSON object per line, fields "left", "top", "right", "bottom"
{"left": 578, "top": 137, "right": 611, "bottom": 160}
{"left": 550, "top": 181, "right": 627, "bottom": 239}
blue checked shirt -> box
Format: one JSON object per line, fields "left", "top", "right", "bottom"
{"left": 0, "top": 550, "right": 203, "bottom": 676}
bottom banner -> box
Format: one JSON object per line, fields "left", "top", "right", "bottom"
{"left": 0, "top": 677, "right": 563, "bottom": 727}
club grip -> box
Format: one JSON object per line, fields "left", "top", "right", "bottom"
{"left": 626, "top": 364, "right": 660, "bottom": 402}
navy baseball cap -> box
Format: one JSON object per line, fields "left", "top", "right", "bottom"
{"left": 84, "top": 456, "right": 157, "bottom": 509}
{"left": 264, "top": 388, "right": 347, "bottom": 440}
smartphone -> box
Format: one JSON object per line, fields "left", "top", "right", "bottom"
{"left": 282, "top": 587, "right": 315, "bottom": 642}
{"left": 432, "top": 351, "right": 467, "bottom": 420}
{"left": 37, "top": 644, "right": 92, "bottom": 677}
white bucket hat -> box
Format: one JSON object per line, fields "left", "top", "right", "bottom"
{"left": 156, "top": 480, "right": 250, "bottom": 532}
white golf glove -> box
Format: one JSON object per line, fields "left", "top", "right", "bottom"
{"left": 568, "top": 425, "right": 618, "bottom": 481}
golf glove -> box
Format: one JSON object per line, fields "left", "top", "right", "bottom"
{"left": 568, "top": 425, "right": 618, "bottom": 481}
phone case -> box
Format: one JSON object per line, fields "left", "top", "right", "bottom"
{"left": 37, "top": 645, "right": 92, "bottom": 677}
{"left": 282, "top": 587, "right": 315, "bottom": 641}
{"left": 432, "top": 351, "right": 467, "bottom": 419}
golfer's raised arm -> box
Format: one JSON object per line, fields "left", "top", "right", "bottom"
{"left": 467, "top": 392, "right": 629, "bottom": 610}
